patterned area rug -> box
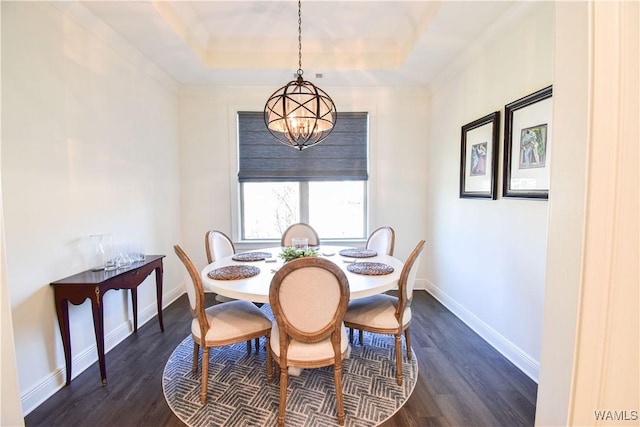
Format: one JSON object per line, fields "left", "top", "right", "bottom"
{"left": 163, "top": 308, "right": 417, "bottom": 427}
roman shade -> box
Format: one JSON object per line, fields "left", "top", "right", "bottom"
{"left": 238, "top": 111, "right": 368, "bottom": 182}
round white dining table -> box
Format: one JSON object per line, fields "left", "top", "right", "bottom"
{"left": 201, "top": 245, "right": 404, "bottom": 304}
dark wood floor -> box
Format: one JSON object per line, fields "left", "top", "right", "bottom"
{"left": 25, "top": 291, "right": 537, "bottom": 427}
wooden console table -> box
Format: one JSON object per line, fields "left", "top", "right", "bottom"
{"left": 50, "top": 255, "right": 165, "bottom": 385}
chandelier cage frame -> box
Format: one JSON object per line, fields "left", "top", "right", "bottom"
{"left": 263, "top": 0, "right": 337, "bottom": 151}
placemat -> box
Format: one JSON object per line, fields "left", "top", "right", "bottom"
{"left": 207, "top": 265, "right": 260, "bottom": 280}
{"left": 339, "top": 248, "right": 378, "bottom": 258}
{"left": 347, "top": 262, "right": 394, "bottom": 275}
{"left": 231, "top": 251, "right": 271, "bottom": 262}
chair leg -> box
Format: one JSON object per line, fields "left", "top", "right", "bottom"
{"left": 246, "top": 340, "right": 251, "bottom": 354}
{"left": 255, "top": 337, "right": 260, "bottom": 352}
{"left": 405, "top": 328, "right": 412, "bottom": 360}
{"left": 334, "top": 363, "right": 345, "bottom": 425}
{"left": 200, "top": 347, "right": 209, "bottom": 403}
{"left": 277, "top": 365, "right": 288, "bottom": 427}
{"left": 349, "top": 327, "right": 354, "bottom": 344}
{"left": 192, "top": 341, "right": 199, "bottom": 373}
{"left": 394, "top": 333, "right": 403, "bottom": 386}
{"left": 266, "top": 336, "right": 273, "bottom": 384}
{"left": 358, "top": 329, "right": 364, "bottom": 345}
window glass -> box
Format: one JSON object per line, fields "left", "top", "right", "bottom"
{"left": 242, "top": 182, "right": 299, "bottom": 239}
{"left": 309, "top": 181, "right": 366, "bottom": 239}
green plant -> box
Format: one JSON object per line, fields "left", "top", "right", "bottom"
{"left": 279, "top": 246, "right": 318, "bottom": 262}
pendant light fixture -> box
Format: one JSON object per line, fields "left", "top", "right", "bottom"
{"left": 264, "top": 0, "right": 337, "bottom": 151}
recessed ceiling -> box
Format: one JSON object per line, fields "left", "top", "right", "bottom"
{"left": 79, "top": 1, "right": 516, "bottom": 87}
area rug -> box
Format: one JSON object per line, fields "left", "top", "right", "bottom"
{"left": 162, "top": 308, "right": 418, "bottom": 427}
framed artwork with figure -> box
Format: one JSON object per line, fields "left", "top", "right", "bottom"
{"left": 460, "top": 111, "right": 500, "bottom": 199}
{"left": 503, "top": 86, "right": 553, "bottom": 199}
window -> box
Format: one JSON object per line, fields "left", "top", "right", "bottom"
{"left": 238, "top": 112, "right": 368, "bottom": 240}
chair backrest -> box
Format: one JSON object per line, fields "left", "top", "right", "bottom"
{"left": 205, "top": 230, "right": 235, "bottom": 263}
{"left": 366, "top": 226, "right": 396, "bottom": 256}
{"left": 395, "top": 240, "right": 426, "bottom": 322}
{"left": 270, "top": 257, "right": 349, "bottom": 357}
{"left": 174, "top": 245, "right": 209, "bottom": 337}
{"left": 280, "top": 223, "right": 320, "bottom": 247}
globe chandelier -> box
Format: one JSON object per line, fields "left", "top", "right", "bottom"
{"left": 264, "top": 0, "right": 337, "bottom": 151}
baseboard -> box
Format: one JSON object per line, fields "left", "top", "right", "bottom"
{"left": 424, "top": 283, "right": 540, "bottom": 383}
{"left": 21, "top": 286, "right": 184, "bottom": 415}
{"left": 414, "top": 278, "right": 428, "bottom": 291}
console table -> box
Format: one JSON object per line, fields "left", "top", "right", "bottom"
{"left": 50, "top": 255, "right": 165, "bottom": 385}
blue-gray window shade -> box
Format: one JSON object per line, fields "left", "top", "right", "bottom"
{"left": 238, "top": 111, "right": 368, "bottom": 182}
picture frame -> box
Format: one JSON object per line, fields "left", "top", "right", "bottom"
{"left": 503, "top": 86, "right": 553, "bottom": 199}
{"left": 460, "top": 111, "right": 500, "bottom": 199}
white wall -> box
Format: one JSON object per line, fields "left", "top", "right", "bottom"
{"left": 535, "top": 2, "right": 588, "bottom": 423}
{"left": 425, "top": 2, "right": 554, "bottom": 381}
{"left": 1, "top": 5, "right": 25, "bottom": 417}
{"left": 177, "top": 86, "right": 431, "bottom": 274}
{"left": 1, "top": 2, "right": 183, "bottom": 414}
{"left": 537, "top": 2, "right": 639, "bottom": 425}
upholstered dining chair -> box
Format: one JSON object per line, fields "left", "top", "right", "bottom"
{"left": 204, "top": 230, "right": 237, "bottom": 304}
{"left": 344, "top": 240, "right": 425, "bottom": 386}
{"left": 269, "top": 257, "right": 350, "bottom": 426}
{"left": 366, "top": 226, "right": 396, "bottom": 256}
{"left": 280, "top": 222, "right": 320, "bottom": 247}
{"left": 205, "top": 229, "right": 235, "bottom": 263}
{"left": 174, "top": 245, "right": 272, "bottom": 404}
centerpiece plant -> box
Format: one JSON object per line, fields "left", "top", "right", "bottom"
{"left": 279, "top": 246, "right": 318, "bottom": 262}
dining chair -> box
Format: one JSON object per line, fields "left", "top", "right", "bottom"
{"left": 349, "top": 226, "right": 396, "bottom": 343}
{"left": 269, "top": 257, "right": 350, "bottom": 426}
{"left": 174, "top": 245, "right": 272, "bottom": 404}
{"left": 366, "top": 226, "right": 396, "bottom": 256}
{"left": 205, "top": 229, "right": 235, "bottom": 263}
{"left": 343, "top": 240, "right": 425, "bottom": 385}
{"left": 280, "top": 222, "right": 320, "bottom": 247}
{"left": 205, "top": 230, "right": 237, "bottom": 304}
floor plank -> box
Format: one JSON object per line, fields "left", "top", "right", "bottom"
{"left": 25, "top": 291, "right": 537, "bottom": 427}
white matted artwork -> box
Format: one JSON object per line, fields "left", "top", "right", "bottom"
{"left": 503, "top": 86, "right": 553, "bottom": 199}
{"left": 460, "top": 111, "right": 500, "bottom": 199}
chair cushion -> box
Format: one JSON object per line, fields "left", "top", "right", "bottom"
{"left": 192, "top": 300, "right": 271, "bottom": 344}
{"left": 270, "top": 322, "right": 349, "bottom": 362}
{"left": 343, "top": 294, "right": 411, "bottom": 330}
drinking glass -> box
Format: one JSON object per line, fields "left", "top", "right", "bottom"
{"left": 90, "top": 234, "right": 106, "bottom": 271}
{"left": 103, "top": 234, "right": 117, "bottom": 271}
{"left": 291, "top": 237, "right": 308, "bottom": 250}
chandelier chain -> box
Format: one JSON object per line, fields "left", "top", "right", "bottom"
{"left": 297, "top": 0, "right": 303, "bottom": 76}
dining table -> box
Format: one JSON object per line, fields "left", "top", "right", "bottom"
{"left": 201, "top": 245, "right": 404, "bottom": 303}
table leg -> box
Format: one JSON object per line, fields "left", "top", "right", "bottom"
{"left": 55, "top": 296, "right": 72, "bottom": 385}
{"left": 155, "top": 266, "right": 164, "bottom": 332}
{"left": 90, "top": 286, "right": 107, "bottom": 385}
{"left": 130, "top": 288, "right": 138, "bottom": 332}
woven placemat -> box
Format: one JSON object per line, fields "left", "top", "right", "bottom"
{"left": 347, "top": 262, "right": 394, "bottom": 276}
{"left": 339, "top": 248, "right": 378, "bottom": 258}
{"left": 207, "top": 265, "right": 260, "bottom": 280}
{"left": 231, "top": 251, "right": 271, "bottom": 262}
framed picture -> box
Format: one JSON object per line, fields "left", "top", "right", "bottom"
{"left": 503, "top": 86, "right": 553, "bottom": 199}
{"left": 460, "top": 111, "right": 500, "bottom": 199}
